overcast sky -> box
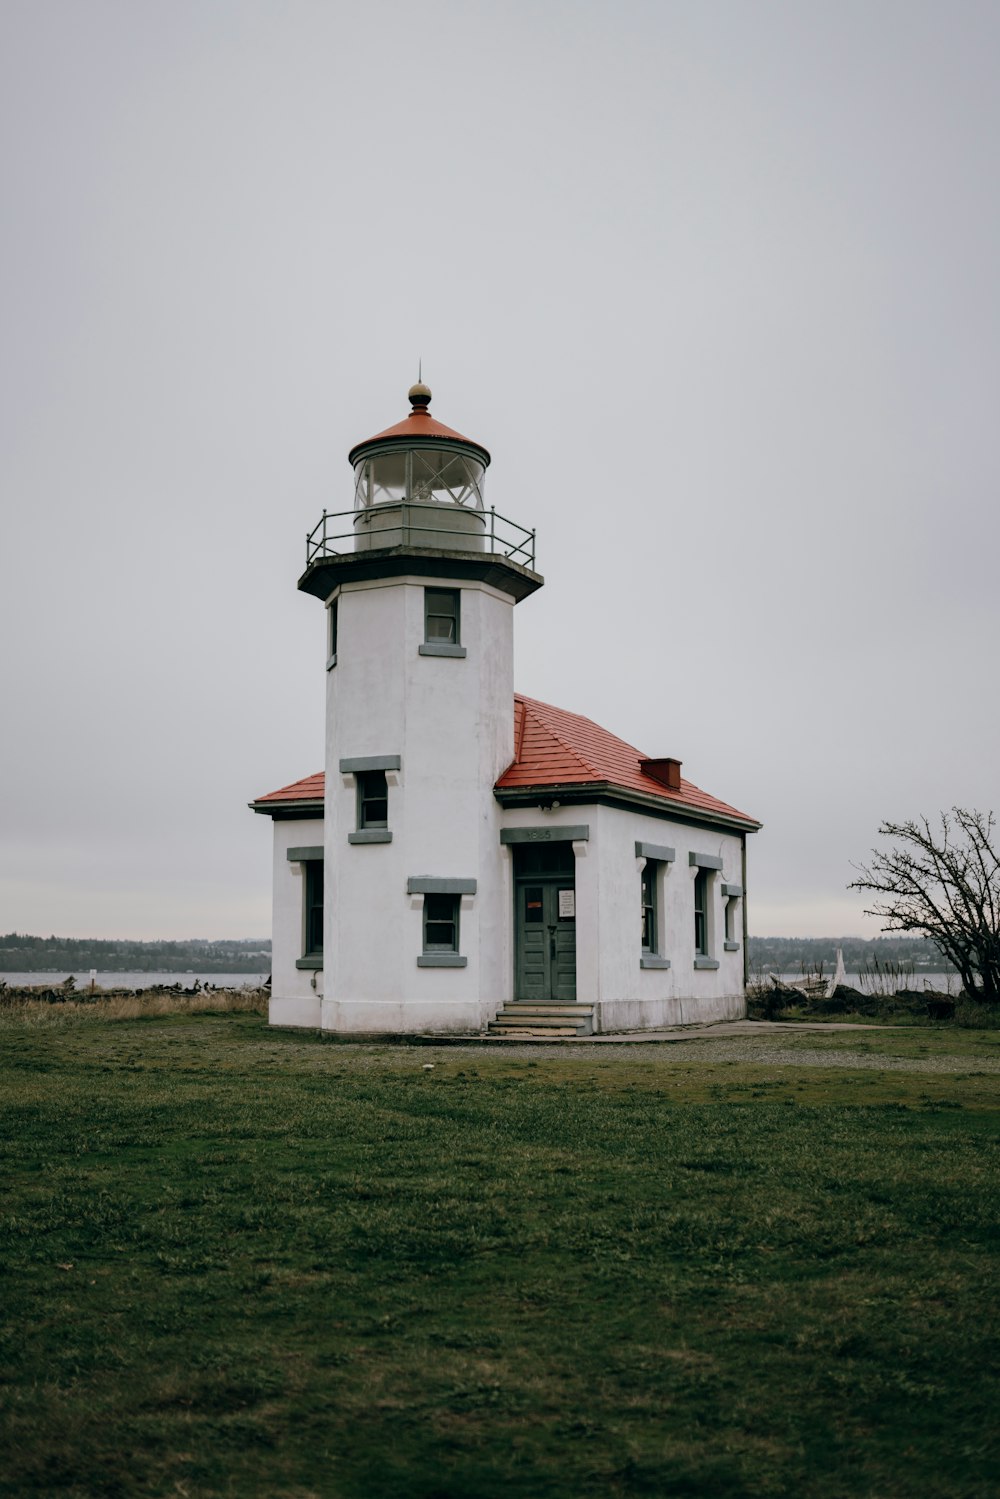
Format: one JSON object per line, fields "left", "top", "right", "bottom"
{"left": 2, "top": 0, "right": 998, "bottom": 941}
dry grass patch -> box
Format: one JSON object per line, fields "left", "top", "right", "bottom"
{"left": 0, "top": 986, "right": 268, "bottom": 1024}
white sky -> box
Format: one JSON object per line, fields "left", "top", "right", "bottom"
{"left": 2, "top": 0, "right": 998, "bottom": 940}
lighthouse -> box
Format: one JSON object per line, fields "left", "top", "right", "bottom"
{"left": 296, "top": 381, "right": 542, "bottom": 1032}
{"left": 253, "top": 381, "right": 760, "bottom": 1038}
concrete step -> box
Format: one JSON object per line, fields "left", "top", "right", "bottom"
{"left": 502, "top": 1005, "right": 594, "bottom": 1017}
{"left": 488, "top": 1019, "right": 590, "bottom": 1031}
{"left": 487, "top": 1025, "right": 582, "bottom": 1038}
{"left": 488, "top": 1002, "right": 595, "bottom": 1038}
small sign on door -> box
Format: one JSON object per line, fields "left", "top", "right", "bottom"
{"left": 558, "top": 889, "right": 575, "bottom": 919}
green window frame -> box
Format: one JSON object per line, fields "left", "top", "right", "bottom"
{"left": 357, "top": 770, "right": 388, "bottom": 829}
{"left": 694, "top": 868, "right": 709, "bottom": 956}
{"left": 424, "top": 588, "right": 460, "bottom": 644}
{"left": 304, "top": 860, "right": 324, "bottom": 958}
{"left": 641, "top": 862, "right": 657, "bottom": 954}
{"left": 423, "top": 893, "right": 459, "bottom": 953}
{"left": 327, "top": 598, "right": 338, "bottom": 668}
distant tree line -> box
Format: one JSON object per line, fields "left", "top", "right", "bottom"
{"left": 747, "top": 935, "right": 953, "bottom": 973}
{"left": 0, "top": 934, "right": 271, "bottom": 973}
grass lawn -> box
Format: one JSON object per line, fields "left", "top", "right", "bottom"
{"left": 2, "top": 1010, "right": 999, "bottom": 1498}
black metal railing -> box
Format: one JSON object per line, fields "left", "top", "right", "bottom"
{"left": 305, "top": 503, "right": 536, "bottom": 570}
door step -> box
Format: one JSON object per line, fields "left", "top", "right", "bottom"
{"left": 487, "top": 1003, "right": 595, "bottom": 1038}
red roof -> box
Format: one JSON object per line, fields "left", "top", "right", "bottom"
{"left": 253, "top": 696, "right": 758, "bottom": 829}
{"left": 348, "top": 408, "right": 490, "bottom": 466}
{"left": 496, "top": 695, "right": 758, "bottom": 826}
{"left": 251, "top": 771, "right": 324, "bottom": 808}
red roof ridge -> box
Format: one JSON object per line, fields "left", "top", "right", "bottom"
{"left": 508, "top": 692, "right": 602, "bottom": 780}
{"left": 252, "top": 697, "right": 759, "bottom": 828}
{"left": 251, "top": 771, "right": 324, "bottom": 805}
{"left": 499, "top": 692, "right": 758, "bottom": 826}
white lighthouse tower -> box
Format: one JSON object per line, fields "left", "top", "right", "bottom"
{"left": 297, "top": 381, "right": 543, "bottom": 1032}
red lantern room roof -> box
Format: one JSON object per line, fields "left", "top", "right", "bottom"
{"left": 347, "top": 382, "right": 491, "bottom": 467}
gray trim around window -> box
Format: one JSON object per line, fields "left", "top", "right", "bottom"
{"left": 416, "top": 954, "right": 468, "bottom": 968}
{"left": 689, "top": 852, "right": 724, "bottom": 870}
{"left": 721, "top": 882, "right": 743, "bottom": 898}
{"left": 287, "top": 846, "right": 324, "bottom": 862}
{"left": 694, "top": 956, "right": 721, "bottom": 969}
{"left": 640, "top": 955, "right": 671, "bottom": 970}
{"left": 418, "top": 643, "right": 467, "bottom": 658}
{"left": 295, "top": 955, "right": 323, "bottom": 970}
{"left": 326, "top": 654, "right": 337, "bottom": 671}
{"left": 635, "top": 841, "right": 676, "bottom": 862}
{"left": 339, "top": 754, "right": 401, "bottom": 774}
{"left": 724, "top": 941, "right": 740, "bottom": 952}
{"left": 500, "top": 825, "right": 589, "bottom": 845}
{"left": 348, "top": 829, "right": 392, "bottom": 844}
{"left": 407, "top": 877, "right": 477, "bottom": 895}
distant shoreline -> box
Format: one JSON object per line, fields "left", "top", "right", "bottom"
{"left": 1, "top": 971, "right": 268, "bottom": 990}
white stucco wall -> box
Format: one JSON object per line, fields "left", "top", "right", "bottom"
{"left": 268, "top": 816, "right": 324, "bottom": 1029}
{"left": 589, "top": 803, "right": 747, "bottom": 1031}
{"left": 493, "top": 801, "right": 747, "bottom": 1031}
{"left": 320, "top": 572, "right": 516, "bottom": 1032}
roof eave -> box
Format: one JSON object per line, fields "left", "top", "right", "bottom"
{"left": 493, "top": 780, "right": 762, "bottom": 835}
{"left": 249, "top": 798, "right": 325, "bottom": 819}
{"left": 347, "top": 432, "right": 491, "bottom": 467}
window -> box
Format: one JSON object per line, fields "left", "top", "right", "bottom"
{"left": 635, "top": 842, "right": 673, "bottom": 970}
{"left": 342, "top": 755, "right": 398, "bottom": 844}
{"left": 305, "top": 861, "right": 324, "bottom": 957}
{"left": 689, "top": 852, "right": 722, "bottom": 969}
{"left": 288, "top": 845, "right": 324, "bottom": 970}
{"left": 407, "top": 876, "right": 474, "bottom": 968}
{"left": 694, "top": 868, "right": 709, "bottom": 955}
{"left": 419, "top": 588, "right": 466, "bottom": 657}
{"left": 641, "top": 863, "right": 656, "bottom": 953}
{"left": 327, "top": 598, "right": 338, "bottom": 668}
{"left": 358, "top": 770, "right": 388, "bottom": 829}
{"left": 425, "top": 588, "right": 459, "bottom": 642}
{"left": 721, "top": 881, "right": 742, "bottom": 951}
{"left": 424, "top": 893, "right": 459, "bottom": 953}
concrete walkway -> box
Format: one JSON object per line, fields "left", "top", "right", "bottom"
{"left": 433, "top": 1019, "right": 909, "bottom": 1046}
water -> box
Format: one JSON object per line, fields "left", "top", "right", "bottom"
{"left": 1, "top": 972, "right": 268, "bottom": 990}
{"left": 769, "top": 971, "right": 957, "bottom": 992}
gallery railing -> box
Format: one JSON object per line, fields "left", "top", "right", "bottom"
{"left": 305, "top": 504, "right": 536, "bottom": 570}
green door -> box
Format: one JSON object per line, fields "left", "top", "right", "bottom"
{"left": 514, "top": 846, "right": 577, "bottom": 1002}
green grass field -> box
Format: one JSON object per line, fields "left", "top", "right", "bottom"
{"left": 2, "top": 1009, "right": 999, "bottom": 1498}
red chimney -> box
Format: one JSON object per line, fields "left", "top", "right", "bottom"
{"left": 640, "top": 757, "right": 682, "bottom": 791}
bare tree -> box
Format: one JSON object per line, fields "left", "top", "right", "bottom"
{"left": 849, "top": 809, "right": 1000, "bottom": 1003}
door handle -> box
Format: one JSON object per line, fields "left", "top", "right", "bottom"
{"left": 549, "top": 929, "right": 557, "bottom": 959}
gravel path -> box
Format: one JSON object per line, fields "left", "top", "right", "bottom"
{"left": 435, "top": 1028, "right": 1000, "bottom": 1073}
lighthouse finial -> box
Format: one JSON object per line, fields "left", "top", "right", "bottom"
{"left": 408, "top": 362, "right": 432, "bottom": 410}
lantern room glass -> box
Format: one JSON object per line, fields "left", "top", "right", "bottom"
{"left": 353, "top": 447, "right": 486, "bottom": 511}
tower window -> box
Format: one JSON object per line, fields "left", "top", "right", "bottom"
{"left": 425, "top": 588, "right": 460, "bottom": 642}
{"left": 357, "top": 770, "right": 388, "bottom": 829}
{"left": 342, "top": 755, "right": 397, "bottom": 844}
{"left": 327, "top": 598, "right": 338, "bottom": 669}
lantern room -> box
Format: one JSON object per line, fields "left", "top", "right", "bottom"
{"left": 348, "top": 381, "right": 490, "bottom": 511}
{"left": 299, "top": 380, "right": 540, "bottom": 592}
